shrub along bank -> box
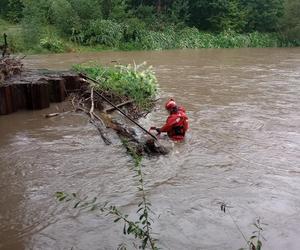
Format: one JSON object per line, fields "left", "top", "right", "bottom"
{"left": 1, "top": 0, "right": 299, "bottom": 53}
{"left": 1, "top": 19, "right": 296, "bottom": 54}
{"left": 73, "top": 63, "right": 158, "bottom": 110}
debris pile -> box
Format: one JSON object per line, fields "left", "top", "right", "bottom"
{"left": 69, "top": 77, "right": 169, "bottom": 156}
{"left": 0, "top": 55, "right": 168, "bottom": 156}
{"left": 0, "top": 56, "right": 23, "bottom": 83}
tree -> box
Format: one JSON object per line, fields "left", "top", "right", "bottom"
{"left": 21, "top": 0, "right": 51, "bottom": 46}
{"left": 50, "top": 0, "right": 81, "bottom": 35}
{"left": 7, "top": 0, "right": 24, "bottom": 22}
{"left": 208, "top": 0, "right": 248, "bottom": 32}
{"left": 0, "top": 0, "right": 10, "bottom": 18}
{"left": 240, "top": 0, "right": 284, "bottom": 32}
{"left": 109, "top": 0, "right": 130, "bottom": 21}
{"left": 188, "top": 0, "right": 248, "bottom": 32}
{"left": 280, "top": 0, "right": 300, "bottom": 42}
{"left": 101, "top": 0, "right": 112, "bottom": 19}
{"left": 0, "top": 0, "right": 24, "bottom": 22}
{"left": 167, "top": 0, "right": 190, "bottom": 26}
{"left": 69, "top": 0, "right": 102, "bottom": 21}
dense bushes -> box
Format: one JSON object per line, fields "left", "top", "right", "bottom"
{"left": 82, "top": 20, "right": 123, "bottom": 47}
{"left": 0, "top": 0, "right": 298, "bottom": 53}
{"left": 50, "top": 0, "right": 81, "bottom": 35}
{"left": 136, "top": 28, "right": 286, "bottom": 50}
{"left": 39, "top": 36, "right": 65, "bottom": 52}
{"left": 2, "top": 16, "right": 293, "bottom": 54}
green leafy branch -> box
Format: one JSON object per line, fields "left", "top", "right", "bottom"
{"left": 55, "top": 139, "right": 158, "bottom": 249}
{"left": 220, "top": 202, "right": 266, "bottom": 250}
{"left": 55, "top": 191, "right": 156, "bottom": 248}
{"left": 122, "top": 139, "right": 157, "bottom": 249}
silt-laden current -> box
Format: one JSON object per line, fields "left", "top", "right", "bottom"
{"left": 0, "top": 48, "right": 300, "bottom": 249}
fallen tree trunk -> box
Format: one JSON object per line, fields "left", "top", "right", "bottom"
{"left": 71, "top": 93, "right": 111, "bottom": 145}
{"left": 99, "top": 111, "right": 169, "bottom": 156}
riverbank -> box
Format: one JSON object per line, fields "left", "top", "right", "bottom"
{"left": 1, "top": 19, "right": 298, "bottom": 55}
{"left": 0, "top": 55, "right": 158, "bottom": 115}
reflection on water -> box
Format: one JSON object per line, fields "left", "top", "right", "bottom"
{"left": 1, "top": 48, "right": 300, "bottom": 250}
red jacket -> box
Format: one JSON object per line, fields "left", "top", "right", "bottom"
{"left": 160, "top": 108, "right": 189, "bottom": 141}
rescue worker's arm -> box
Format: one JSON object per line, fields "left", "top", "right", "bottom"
{"left": 178, "top": 106, "right": 186, "bottom": 113}
{"left": 159, "top": 115, "right": 178, "bottom": 133}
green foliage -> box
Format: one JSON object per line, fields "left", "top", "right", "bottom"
{"left": 241, "top": 0, "right": 284, "bottom": 32}
{"left": 247, "top": 32, "right": 278, "bottom": 47}
{"left": 83, "top": 19, "right": 123, "bottom": 46}
{"left": 139, "top": 29, "right": 176, "bottom": 50}
{"left": 55, "top": 137, "right": 159, "bottom": 249}
{"left": 109, "top": 0, "right": 130, "bottom": 21}
{"left": 0, "top": 19, "right": 23, "bottom": 52}
{"left": 189, "top": 0, "right": 284, "bottom": 33}
{"left": 248, "top": 218, "right": 264, "bottom": 250}
{"left": 101, "top": 0, "right": 112, "bottom": 19}
{"left": 176, "top": 27, "right": 213, "bottom": 48}
{"left": 56, "top": 191, "right": 157, "bottom": 249}
{"left": 6, "top": 0, "right": 24, "bottom": 23}
{"left": 189, "top": 0, "right": 248, "bottom": 32}
{"left": 1, "top": 0, "right": 298, "bottom": 52}
{"left": 21, "top": 0, "right": 50, "bottom": 48}
{"left": 22, "top": 0, "right": 51, "bottom": 24}
{"left": 167, "top": 0, "right": 190, "bottom": 26}
{"left": 221, "top": 203, "right": 265, "bottom": 250}
{"left": 73, "top": 62, "right": 158, "bottom": 109}
{"left": 121, "top": 139, "right": 157, "bottom": 249}
{"left": 210, "top": 0, "right": 248, "bottom": 32}
{"left": 136, "top": 27, "right": 284, "bottom": 50}
{"left": 21, "top": 19, "right": 43, "bottom": 49}
{"left": 133, "top": 5, "right": 156, "bottom": 25}
{"left": 39, "top": 36, "right": 64, "bottom": 52}
{"left": 7, "top": 31, "right": 26, "bottom": 52}
{"left": 0, "top": 0, "right": 9, "bottom": 17}
{"left": 69, "top": 0, "right": 101, "bottom": 21}
{"left": 280, "top": 0, "right": 300, "bottom": 44}
{"left": 49, "top": 0, "right": 81, "bottom": 35}
{"left": 122, "top": 18, "right": 146, "bottom": 43}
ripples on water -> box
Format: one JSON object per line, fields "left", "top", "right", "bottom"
{"left": 1, "top": 48, "right": 300, "bottom": 250}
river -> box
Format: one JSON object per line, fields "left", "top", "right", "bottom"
{"left": 0, "top": 48, "right": 300, "bottom": 250}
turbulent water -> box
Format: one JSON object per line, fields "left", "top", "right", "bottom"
{"left": 1, "top": 48, "right": 300, "bottom": 250}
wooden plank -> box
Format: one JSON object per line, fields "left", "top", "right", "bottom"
{"left": 48, "top": 78, "right": 66, "bottom": 102}
{"left": 62, "top": 75, "right": 81, "bottom": 91}
{"left": 26, "top": 81, "right": 50, "bottom": 110}
{"left": 0, "top": 85, "right": 8, "bottom": 115}
{"left": 13, "top": 84, "right": 27, "bottom": 110}
{"left": 0, "top": 85, "right": 14, "bottom": 115}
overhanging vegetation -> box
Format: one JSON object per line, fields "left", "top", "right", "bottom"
{"left": 0, "top": 0, "right": 299, "bottom": 53}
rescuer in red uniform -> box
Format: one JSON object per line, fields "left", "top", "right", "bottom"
{"left": 151, "top": 99, "right": 189, "bottom": 141}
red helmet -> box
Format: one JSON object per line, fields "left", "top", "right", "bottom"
{"left": 165, "top": 99, "right": 177, "bottom": 110}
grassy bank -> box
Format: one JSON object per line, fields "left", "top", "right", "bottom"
{"left": 73, "top": 63, "right": 158, "bottom": 109}
{"left": 1, "top": 19, "right": 298, "bottom": 55}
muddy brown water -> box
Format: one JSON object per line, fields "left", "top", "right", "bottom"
{"left": 1, "top": 48, "right": 300, "bottom": 250}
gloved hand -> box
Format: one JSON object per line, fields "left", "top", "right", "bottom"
{"left": 150, "top": 127, "right": 161, "bottom": 134}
